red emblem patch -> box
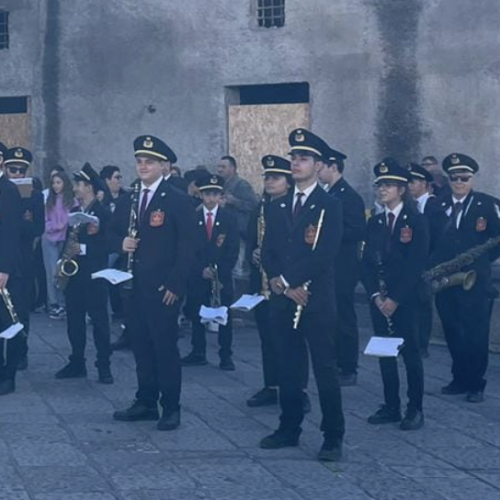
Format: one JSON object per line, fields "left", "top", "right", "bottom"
{"left": 87, "top": 223, "right": 99, "bottom": 235}
{"left": 476, "top": 217, "right": 487, "bottom": 232}
{"left": 150, "top": 210, "right": 165, "bottom": 227}
{"left": 216, "top": 234, "right": 226, "bottom": 247}
{"left": 305, "top": 225, "right": 318, "bottom": 245}
{"left": 400, "top": 226, "right": 413, "bottom": 243}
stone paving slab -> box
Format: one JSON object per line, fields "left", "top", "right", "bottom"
{"left": 0, "top": 306, "right": 499, "bottom": 499}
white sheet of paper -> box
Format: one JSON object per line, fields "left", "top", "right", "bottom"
{"left": 230, "top": 294, "right": 266, "bottom": 311}
{"left": 0, "top": 322, "right": 24, "bottom": 340}
{"left": 364, "top": 336, "right": 405, "bottom": 358}
{"left": 68, "top": 212, "right": 100, "bottom": 227}
{"left": 91, "top": 269, "right": 133, "bottom": 285}
{"left": 199, "top": 305, "right": 228, "bottom": 326}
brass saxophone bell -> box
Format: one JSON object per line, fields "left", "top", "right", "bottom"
{"left": 61, "top": 259, "right": 79, "bottom": 277}
{"left": 432, "top": 270, "right": 477, "bottom": 293}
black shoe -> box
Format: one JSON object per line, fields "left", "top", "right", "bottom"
{"left": 400, "top": 408, "right": 424, "bottom": 431}
{"left": 441, "top": 380, "right": 466, "bottom": 395}
{"left": 318, "top": 437, "right": 343, "bottom": 462}
{"left": 55, "top": 362, "right": 87, "bottom": 379}
{"left": 247, "top": 388, "right": 278, "bottom": 407}
{"left": 259, "top": 429, "right": 300, "bottom": 449}
{"left": 181, "top": 352, "right": 208, "bottom": 366}
{"left": 111, "top": 333, "right": 130, "bottom": 351}
{"left": 17, "top": 356, "right": 28, "bottom": 371}
{"left": 339, "top": 373, "right": 357, "bottom": 387}
{"left": 466, "top": 391, "right": 484, "bottom": 403}
{"left": 0, "top": 379, "right": 15, "bottom": 396}
{"left": 302, "top": 392, "right": 311, "bottom": 414}
{"left": 113, "top": 401, "right": 159, "bottom": 422}
{"left": 157, "top": 409, "right": 180, "bottom": 431}
{"left": 367, "top": 405, "right": 401, "bottom": 425}
{"left": 97, "top": 366, "right": 114, "bottom": 385}
{"left": 219, "top": 357, "right": 235, "bottom": 371}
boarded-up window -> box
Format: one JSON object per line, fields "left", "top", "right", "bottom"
{"left": 0, "top": 11, "right": 9, "bottom": 50}
{"left": 257, "top": 0, "right": 285, "bottom": 28}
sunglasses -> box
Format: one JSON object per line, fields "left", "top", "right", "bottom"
{"left": 449, "top": 176, "right": 472, "bottom": 183}
{"left": 8, "top": 166, "right": 28, "bottom": 175}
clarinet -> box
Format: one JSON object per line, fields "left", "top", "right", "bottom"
{"left": 122, "top": 183, "right": 140, "bottom": 290}
{"left": 257, "top": 199, "right": 270, "bottom": 299}
{"left": 375, "top": 251, "right": 396, "bottom": 336}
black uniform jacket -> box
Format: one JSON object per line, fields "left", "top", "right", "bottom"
{"left": 111, "top": 179, "right": 197, "bottom": 297}
{"left": 422, "top": 194, "right": 443, "bottom": 253}
{"left": 328, "top": 178, "right": 366, "bottom": 272}
{"left": 188, "top": 205, "right": 239, "bottom": 302}
{"left": 262, "top": 185, "right": 343, "bottom": 313}
{"left": 246, "top": 198, "right": 269, "bottom": 295}
{"left": 69, "top": 200, "right": 110, "bottom": 277}
{"left": 20, "top": 189, "right": 45, "bottom": 276}
{"left": 429, "top": 191, "right": 500, "bottom": 292}
{"left": 0, "top": 174, "right": 22, "bottom": 277}
{"left": 362, "top": 204, "right": 429, "bottom": 306}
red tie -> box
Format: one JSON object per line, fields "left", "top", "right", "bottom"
{"left": 206, "top": 211, "right": 214, "bottom": 240}
{"left": 139, "top": 188, "right": 150, "bottom": 221}
{"left": 293, "top": 192, "right": 304, "bottom": 222}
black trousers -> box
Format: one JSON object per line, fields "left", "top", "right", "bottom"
{"left": 0, "top": 277, "right": 27, "bottom": 382}
{"left": 370, "top": 302, "right": 424, "bottom": 411}
{"left": 270, "top": 303, "right": 344, "bottom": 439}
{"left": 190, "top": 288, "right": 233, "bottom": 360}
{"left": 64, "top": 275, "right": 111, "bottom": 368}
{"left": 129, "top": 284, "right": 181, "bottom": 411}
{"left": 416, "top": 297, "right": 433, "bottom": 353}
{"left": 335, "top": 266, "right": 360, "bottom": 375}
{"left": 255, "top": 299, "right": 309, "bottom": 389}
{"left": 435, "top": 286, "right": 490, "bottom": 392}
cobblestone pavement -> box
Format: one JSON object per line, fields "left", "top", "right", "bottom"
{"left": 1, "top": 305, "right": 500, "bottom": 500}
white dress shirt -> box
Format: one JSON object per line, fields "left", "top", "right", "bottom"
{"left": 203, "top": 205, "right": 219, "bottom": 224}
{"left": 451, "top": 196, "right": 468, "bottom": 228}
{"left": 140, "top": 176, "right": 163, "bottom": 211}
{"left": 384, "top": 202, "right": 404, "bottom": 226}
{"left": 416, "top": 192, "right": 431, "bottom": 214}
{"left": 292, "top": 182, "right": 318, "bottom": 210}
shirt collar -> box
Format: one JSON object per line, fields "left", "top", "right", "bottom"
{"left": 416, "top": 192, "right": 430, "bottom": 212}
{"left": 203, "top": 204, "right": 219, "bottom": 219}
{"left": 163, "top": 174, "right": 171, "bottom": 182}
{"left": 452, "top": 195, "right": 466, "bottom": 205}
{"left": 0, "top": 170, "right": 3, "bottom": 179}
{"left": 385, "top": 201, "right": 404, "bottom": 219}
{"left": 294, "top": 182, "right": 317, "bottom": 201}
{"left": 141, "top": 176, "right": 163, "bottom": 196}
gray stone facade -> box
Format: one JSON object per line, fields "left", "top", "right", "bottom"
{"left": 1, "top": 0, "right": 499, "bottom": 201}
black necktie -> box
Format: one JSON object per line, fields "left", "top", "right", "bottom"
{"left": 452, "top": 201, "right": 463, "bottom": 228}
{"left": 293, "top": 192, "right": 304, "bottom": 222}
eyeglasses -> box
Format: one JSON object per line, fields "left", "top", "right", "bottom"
{"left": 449, "top": 176, "right": 472, "bottom": 183}
{"left": 7, "top": 166, "right": 28, "bottom": 175}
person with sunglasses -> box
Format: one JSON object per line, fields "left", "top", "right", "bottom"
{"left": 430, "top": 154, "right": 500, "bottom": 403}
{"left": 362, "top": 158, "right": 429, "bottom": 431}
{"left": 0, "top": 141, "right": 25, "bottom": 395}
{"left": 4, "top": 147, "right": 45, "bottom": 371}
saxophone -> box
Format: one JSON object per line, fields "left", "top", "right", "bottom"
{"left": 423, "top": 235, "right": 500, "bottom": 293}
{"left": 257, "top": 200, "right": 270, "bottom": 299}
{"left": 122, "top": 183, "right": 140, "bottom": 290}
{"left": 0, "top": 287, "right": 25, "bottom": 365}
{"left": 55, "top": 224, "right": 81, "bottom": 291}
{"left": 292, "top": 209, "right": 326, "bottom": 330}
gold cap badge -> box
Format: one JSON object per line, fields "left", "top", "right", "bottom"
{"left": 379, "top": 162, "right": 388, "bottom": 174}
{"left": 266, "top": 157, "right": 275, "bottom": 167}
{"left": 143, "top": 137, "right": 154, "bottom": 149}
{"left": 210, "top": 176, "right": 218, "bottom": 184}
{"left": 295, "top": 130, "right": 305, "bottom": 143}
{"left": 14, "top": 149, "right": 23, "bottom": 158}
{"left": 451, "top": 155, "right": 460, "bottom": 165}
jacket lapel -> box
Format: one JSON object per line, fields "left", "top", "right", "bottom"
{"left": 140, "top": 179, "right": 168, "bottom": 227}
{"left": 277, "top": 191, "right": 293, "bottom": 231}
{"left": 293, "top": 185, "right": 321, "bottom": 229}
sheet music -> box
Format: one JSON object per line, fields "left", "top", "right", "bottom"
{"left": 230, "top": 294, "right": 266, "bottom": 311}
{"left": 364, "top": 336, "right": 404, "bottom": 358}
{"left": 199, "top": 306, "right": 228, "bottom": 326}
{"left": 91, "top": 269, "right": 133, "bottom": 285}
{"left": 0, "top": 322, "right": 24, "bottom": 340}
{"left": 68, "top": 212, "right": 100, "bottom": 227}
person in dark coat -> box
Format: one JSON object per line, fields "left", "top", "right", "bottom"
{"left": 112, "top": 135, "right": 197, "bottom": 431}
{"left": 181, "top": 174, "right": 239, "bottom": 370}
{"left": 318, "top": 146, "right": 366, "bottom": 386}
{"left": 430, "top": 153, "right": 500, "bottom": 403}
{"left": 54, "top": 163, "right": 113, "bottom": 384}
{"left": 0, "top": 141, "right": 25, "bottom": 395}
{"left": 3, "top": 147, "right": 45, "bottom": 370}
{"left": 362, "top": 158, "right": 429, "bottom": 431}
{"left": 260, "top": 129, "right": 345, "bottom": 462}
